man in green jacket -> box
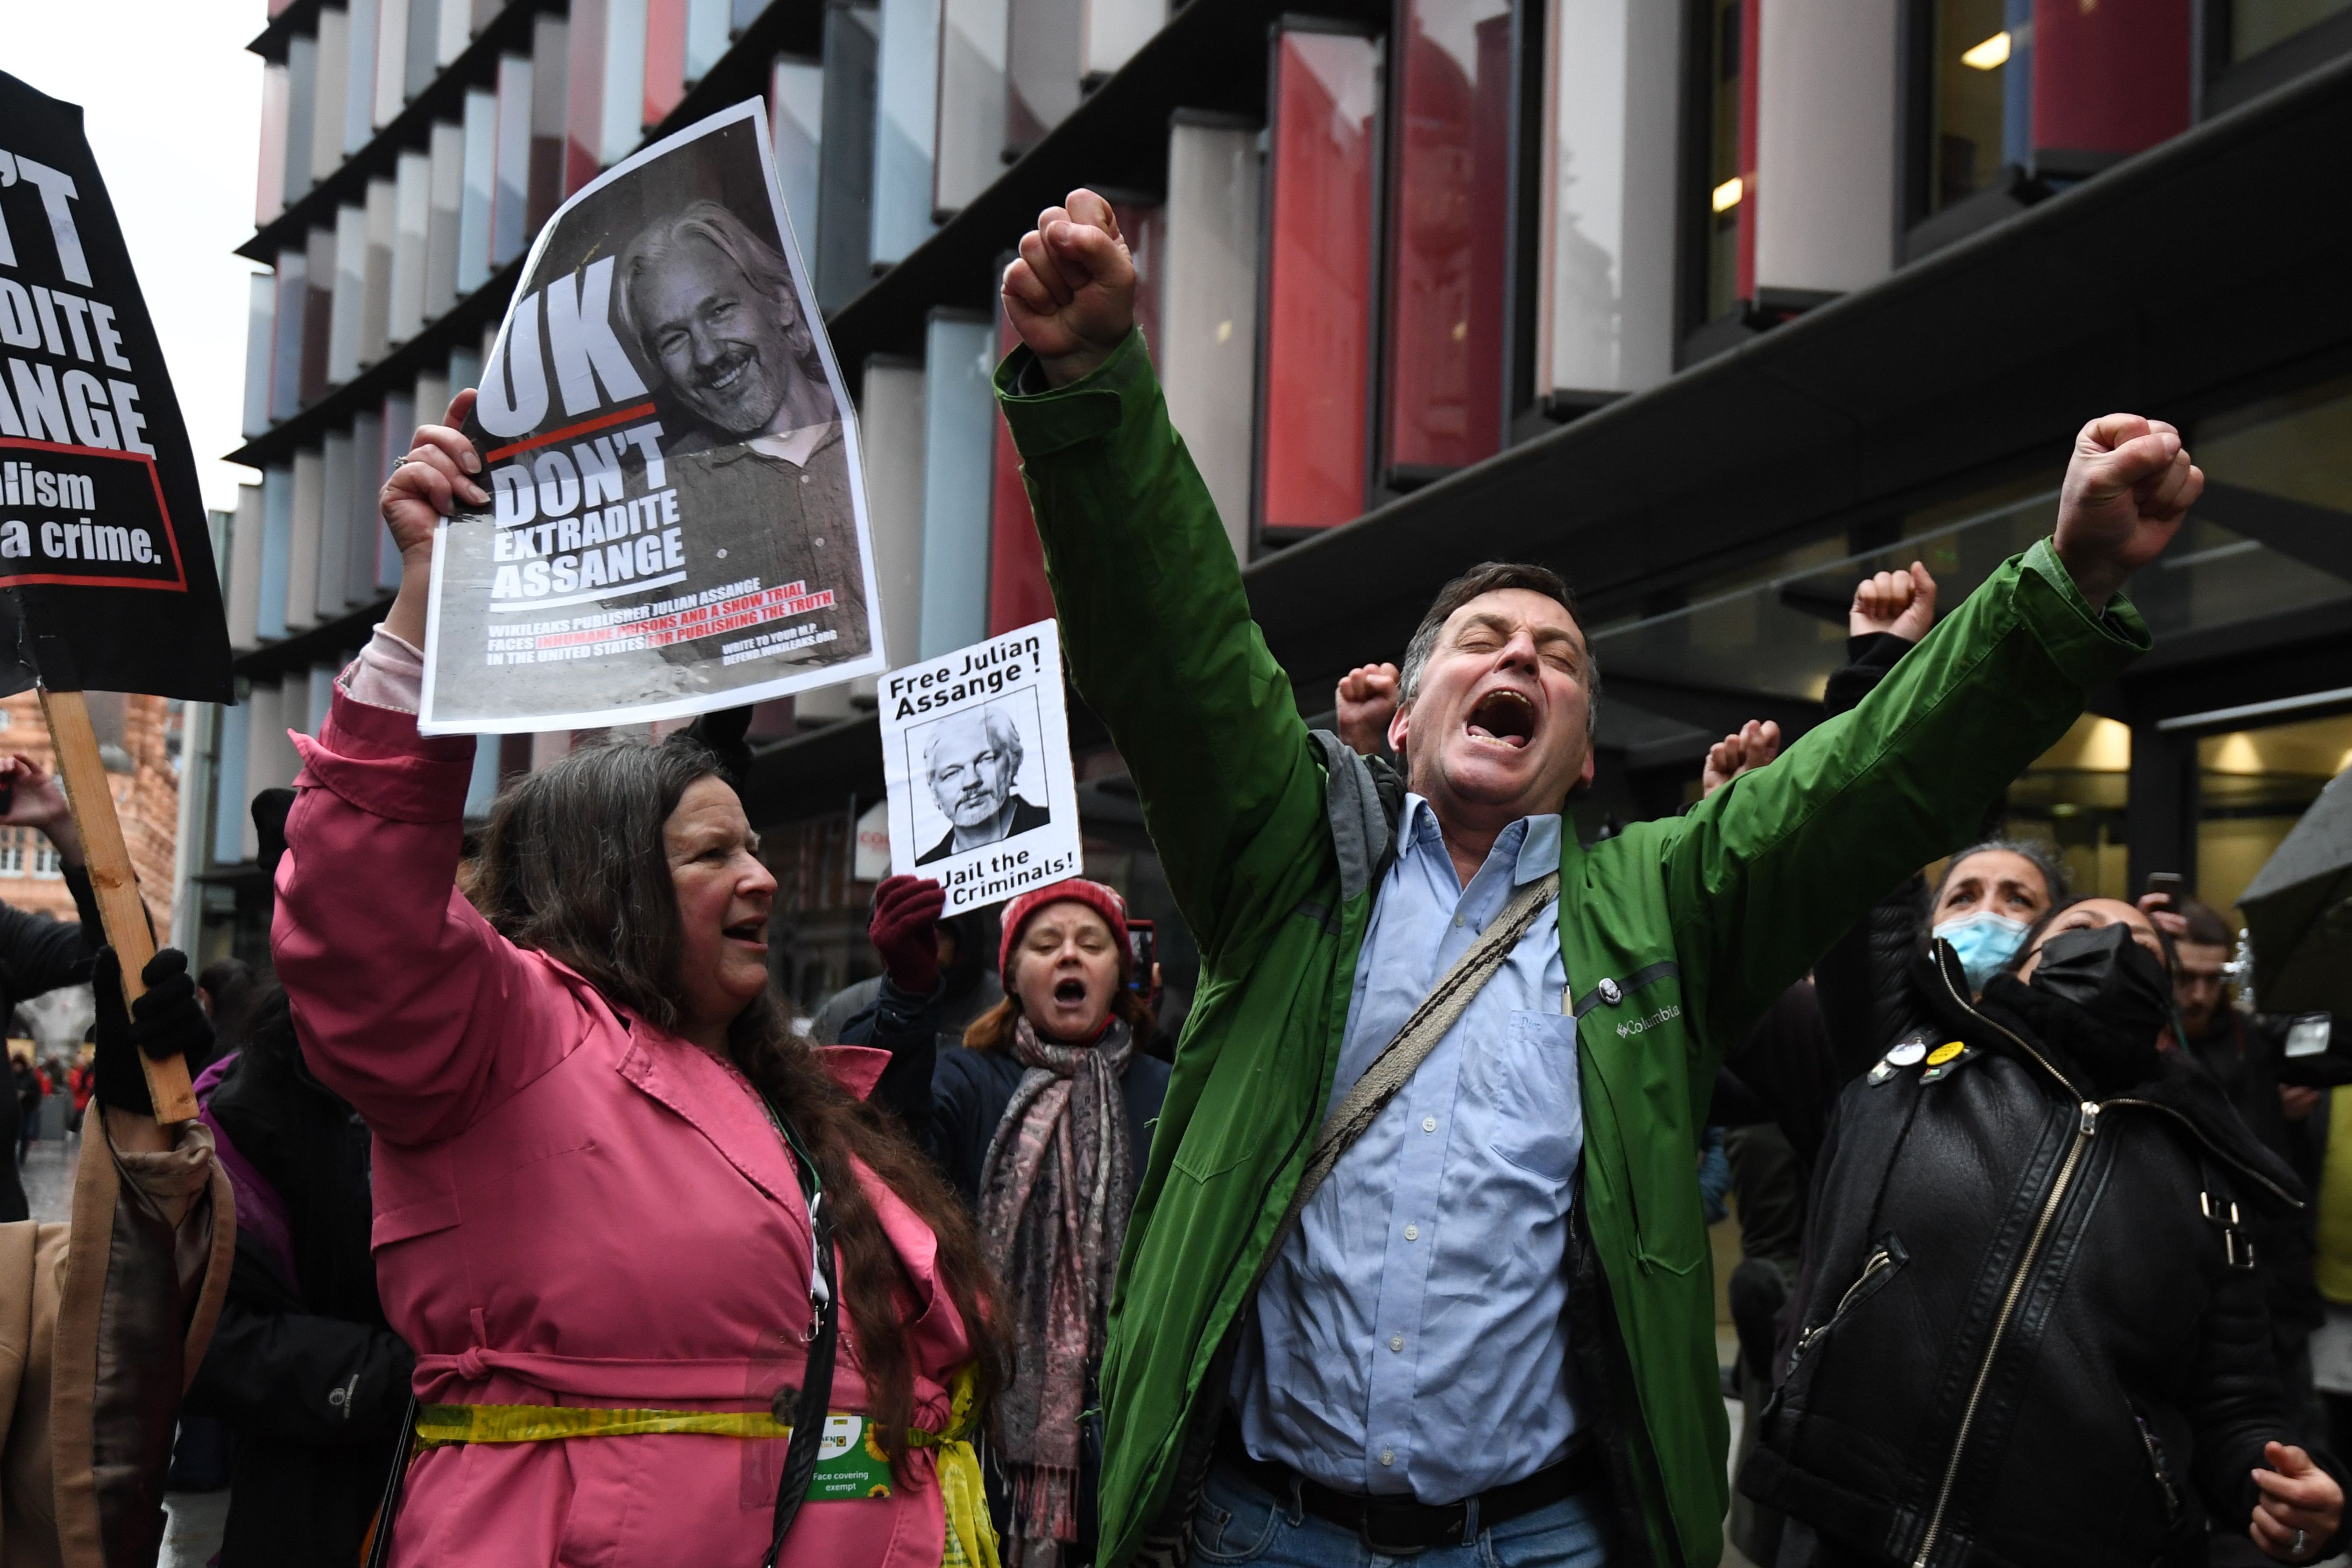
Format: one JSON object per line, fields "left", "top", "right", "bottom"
{"left": 990, "top": 191, "right": 2201, "bottom": 1568}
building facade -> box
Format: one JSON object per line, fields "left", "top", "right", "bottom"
{"left": 194, "top": 0, "right": 2352, "bottom": 1002}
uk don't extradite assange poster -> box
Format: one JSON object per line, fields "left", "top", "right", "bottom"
{"left": 420, "top": 100, "right": 885, "bottom": 733}
{"left": 879, "top": 622, "right": 1083, "bottom": 916}
{"left": 0, "top": 73, "right": 230, "bottom": 700}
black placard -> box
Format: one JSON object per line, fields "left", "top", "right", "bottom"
{"left": 0, "top": 73, "right": 230, "bottom": 699}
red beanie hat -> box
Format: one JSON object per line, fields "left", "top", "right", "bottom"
{"left": 998, "top": 879, "right": 1131, "bottom": 986}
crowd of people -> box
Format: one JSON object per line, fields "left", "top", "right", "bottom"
{"left": 10, "top": 189, "right": 2350, "bottom": 1568}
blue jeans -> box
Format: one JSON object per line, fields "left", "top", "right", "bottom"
{"left": 1189, "top": 1458, "right": 1613, "bottom": 1568}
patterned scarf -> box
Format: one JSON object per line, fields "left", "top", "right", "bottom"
{"left": 976, "top": 1013, "right": 1137, "bottom": 1568}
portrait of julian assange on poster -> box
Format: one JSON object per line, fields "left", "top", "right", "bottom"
{"left": 880, "top": 621, "right": 1085, "bottom": 917}
{"left": 420, "top": 100, "right": 885, "bottom": 733}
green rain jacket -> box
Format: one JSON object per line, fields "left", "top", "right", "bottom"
{"left": 992, "top": 331, "right": 2149, "bottom": 1568}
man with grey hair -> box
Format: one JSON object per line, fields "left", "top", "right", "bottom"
{"left": 993, "top": 190, "right": 2209, "bottom": 1568}
{"left": 614, "top": 199, "right": 869, "bottom": 663}
{"left": 917, "top": 705, "right": 1050, "bottom": 865}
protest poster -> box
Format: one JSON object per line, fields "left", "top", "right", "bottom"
{"left": 879, "top": 621, "right": 1082, "bottom": 916}
{"left": 419, "top": 100, "right": 886, "bottom": 733}
{"left": 0, "top": 73, "right": 231, "bottom": 704}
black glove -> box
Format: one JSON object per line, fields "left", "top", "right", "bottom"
{"left": 91, "top": 947, "right": 213, "bottom": 1117}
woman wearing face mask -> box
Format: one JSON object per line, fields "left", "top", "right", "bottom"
{"left": 849, "top": 875, "right": 1170, "bottom": 1568}
{"left": 1743, "top": 897, "right": 2348, "bottom": 1566}
{"left": 272, "top": 395, "right": 1008, "bottom": 1568}
{"left": 1923, "top": 839, "right": 2071, "bottom": 992}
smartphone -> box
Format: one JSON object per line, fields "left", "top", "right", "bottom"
{"left": 2144, "top": 871, "right": 2184, "bottom": 911}
{"left": 1126, "top": 920, "right": 1157, "bottom": 997}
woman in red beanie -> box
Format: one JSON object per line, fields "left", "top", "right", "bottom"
{"left": 849, "top": 876, "right": 1170, "bottom": 1568}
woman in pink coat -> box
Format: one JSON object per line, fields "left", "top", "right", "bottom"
{"left": 271, "top": 390, "right": 1005, "bottom": 1566}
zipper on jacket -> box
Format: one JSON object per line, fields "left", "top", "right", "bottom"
{"left": 1910, "top": 1101, "right": 2095, "bottom": 1568}
{"left": 2101, "top": 1096, "right": 2303, "bottom": 1209}
{"left": 1906, "top": 949, "right": 2299, "bottom": 1565}
{"left": 2135, "top": 1414, "right": 2182, "bottom": 1526}
{"left": 1790, "top": 1246, "right": 1895, "bottom": 1366}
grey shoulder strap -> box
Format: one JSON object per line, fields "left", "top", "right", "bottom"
{"left": 1274, "top": 869, "right": 1561, "bottom": 1236}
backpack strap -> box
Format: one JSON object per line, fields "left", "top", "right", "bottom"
{"left": 1277, "top": 870, "right": 1561, "bottom": 1236}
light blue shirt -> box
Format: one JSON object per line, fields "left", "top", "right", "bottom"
{"left": 1231, "top": 795, "right": 1582, "bottom": 1501}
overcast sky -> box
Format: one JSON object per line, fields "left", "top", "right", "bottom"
{"left": 5, "top": 0, "right": 265, "bottom": 514}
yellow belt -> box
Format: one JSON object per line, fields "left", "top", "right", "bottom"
{"left": 414, "top": 1367, "right": 998, "bottom": 1568}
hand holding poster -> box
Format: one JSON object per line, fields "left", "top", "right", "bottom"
{"left": 880, "top": 621, "right": 1082, "bottom": 916}
{"left": 420, "top": 101, "right": 885, "bottom": 733}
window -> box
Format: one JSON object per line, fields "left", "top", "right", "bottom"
{"left": 1922, "top": 0, "right": 2021, "bottom": 216}
{"left": 2227, "top": 0, "right": 2352, "bottom": 61}
{"left": 1699, "top": 0, "right": 1743, "bottom": 324}
{"left": 2197, "top": 712, "right": 2352, "bottom": 923}
{"left": 31, "top": 839, "right": 60, "bottom": 879}
{"left": 0, "top": 832, "right": 22, "bottom": 876}
{"left": 2003, "top": 714, "right": 2132, "bottom": 900}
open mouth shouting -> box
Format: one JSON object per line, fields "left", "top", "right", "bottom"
{"left": 1466, "top": 688, "right": 1540, "bottom": 750}
{"left": 1053, "top": 977, "right": 1088, "bottom": 1006}
{"left": 722, "top": 916, "right": 768, "bottom": 948}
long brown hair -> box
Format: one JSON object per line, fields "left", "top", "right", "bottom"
{"left": 473, "top": 733, "right": 1005, "bottom": 1461}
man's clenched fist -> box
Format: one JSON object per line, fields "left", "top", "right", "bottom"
{"left": 1335, "top": 663, "right": 1400, "bottom": 757}
{"left": 1003, "top": 189, "right": 1137, "bottom": 387}
{"left": 2054, "top": 413, "right": 2202, "bottom": 608}
{"left": 1849, "top": 560, "right": 1937, "bottom": 642}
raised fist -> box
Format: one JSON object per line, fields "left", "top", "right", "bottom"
{"left": 1849, "top": 560, "right": 1938, "bottom": 642}
{"left": 1336, "top": 663, "right": 1400, "bottom": 757}
{"left": 379, "top": 388, "right": 486, "bottom": 567}
{"left": 1701, "top": 720, "right": 1782, "bottom": 800}
{"left": 1002, "top": 190, "right": 1137, "bottom": 388}
{"left": 2053, "top": 413, "right": 2202, "bottom": 608}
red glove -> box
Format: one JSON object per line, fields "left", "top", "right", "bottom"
{"left": 870, "top": 876, "right": 946, "bottom": 995}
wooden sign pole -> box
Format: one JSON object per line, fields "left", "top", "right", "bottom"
{"left": 37, "top": 687, "right": 198, "bottom": 1125}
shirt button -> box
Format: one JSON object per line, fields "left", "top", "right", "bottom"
{"left": 1388, "top": 1335, "right": 1403, "bottom": 1353}
{"left": 1453, "top": 915, "right": 1464, "bottom": 928}
{"left": 1404, "top": 1224, "right": 1419, "bottom": 1241}
{"left": 1422, "top": 1117, "right": 1437, "bottom": 1133}
{"left": 1379, "top": 1448, "right": 1395, "bottom": 1466}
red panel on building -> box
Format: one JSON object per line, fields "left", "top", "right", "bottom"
{"left": 1383, "top": 0, "right": 1511, "bottom": 476}
{"left": 987, "top": 309, "right": 1054, "bottom": 636}
{"left": 2031, "top": 0, "right": 2191, "bottom": 162}
{"left": 645, "top": 0, "right": 689, "bottom": 129}
{"left": 565, "top": 0, "right": 608, "bottom": 196}
{"left": 1258, "top": 28, "right": 1379, "bottom": 534}
{"left": 987, "top": 201, "right": 1161, "bottom": 635}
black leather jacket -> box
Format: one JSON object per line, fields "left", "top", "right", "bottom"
{"left": 1742, "top": 943, "right": 2344, "bottom": 1568}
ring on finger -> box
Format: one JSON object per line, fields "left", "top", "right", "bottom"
{"left": 2293, "top": 1529, "right": 2306, "bottom": 1557}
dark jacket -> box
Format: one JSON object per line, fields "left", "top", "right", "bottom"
{"left": 843, "top": 977, "right": 1170, "bottom": 1208}
{"left": 184, "top": 1007, "right": 415, "bottom": 1567}
{"left": 0, "top": 863, "right": 102, "bottom": 1217}
{"left": 2191, "top": 1010, "right": 2335, "bottom": 1358}
{"left": 1742, "top": 944, "right": 2343, "bottom": 1567}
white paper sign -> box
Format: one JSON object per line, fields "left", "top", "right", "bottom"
{"left": 417, "top": 101, "right": 887, "bottom": 733}
{"left": 879, "top": 621, "right": 1081, "bottom": 914}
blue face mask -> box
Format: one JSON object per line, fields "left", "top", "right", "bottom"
{"left": 1933, "top": 911, "right": 2032, "bottom": 992}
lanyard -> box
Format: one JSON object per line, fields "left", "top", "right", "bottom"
{"left": 756, "top": 1090, "right": 839, "bottom": 1568}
